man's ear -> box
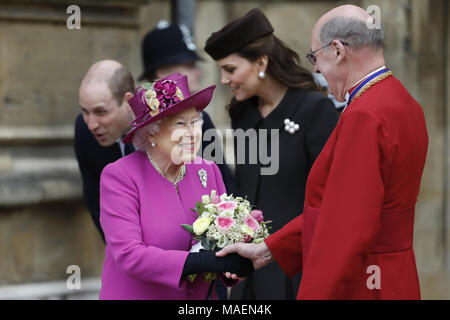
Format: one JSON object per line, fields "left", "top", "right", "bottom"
{"left": 332, "top": 40, "right": 346, "bottom": 64}
{"left": 124, "top": 91, "right": 133, "bottom": 102}
{"left": 123, "top": 93, "right": 135, "bottom": 121}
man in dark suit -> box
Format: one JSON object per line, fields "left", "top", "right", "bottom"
{"left": 75, "top": 60, "right": 136, "bottom": 242}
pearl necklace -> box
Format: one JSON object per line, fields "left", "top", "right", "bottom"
{"left": 146, "top": 151, "right": 186, "bottom": 192}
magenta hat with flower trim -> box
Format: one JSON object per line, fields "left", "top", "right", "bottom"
{"left": 123, "top": 73, "right": 215, "bottom": 144}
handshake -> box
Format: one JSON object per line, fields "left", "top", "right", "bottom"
{"left": 182, "top": 193, "right": 274, "bottom": 280}
{"left": 182, "top": 242, "right": 274, "bottom": 280}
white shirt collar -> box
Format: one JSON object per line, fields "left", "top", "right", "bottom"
{"left": 350, "top": 65, "right": 386, "bottom": 89}
{"left": 342, "top": 65, "right": 386, "bottom": 113}
{"left": 116, "top": 137, "right": 126, "bottom": 157}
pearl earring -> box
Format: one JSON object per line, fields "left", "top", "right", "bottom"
{"left": 151, "top": 142, "right": 156, "bottom": 147}
{"left": 258, "top": 71, "right": 266, "bottom": 79}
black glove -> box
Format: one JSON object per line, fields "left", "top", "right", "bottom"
{"left": 182, "top": 250, "right": 254, "bottom": 277}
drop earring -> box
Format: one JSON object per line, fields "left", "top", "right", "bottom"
{"left": 258, "top": 71, "right": 266, "bottom": 79}
{"left": 151, "top": 142, "right": 156, "bottom": 147}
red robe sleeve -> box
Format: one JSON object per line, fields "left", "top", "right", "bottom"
{"left": 299, "top": 109, "right": 387, "bottom": 299}
{"left": 265, "top": 215, "right": 304, "bottom": 278}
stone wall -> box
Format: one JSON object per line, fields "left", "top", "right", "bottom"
{"left": 0, "top": 0, "right": 448, "bottom": 299}
{"left": 0, "top": 0, "right": 148, "bottom": 286}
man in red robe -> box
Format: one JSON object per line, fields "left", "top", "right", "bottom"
{"left": 217, "top": 4, "right": 428, "bottom": 300}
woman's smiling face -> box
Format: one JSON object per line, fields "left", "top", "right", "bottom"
{"left": 216, "top": 53, "right": 261, "bottom": 101}
{"left": 150, "top": 107, "right": 203, "bottom": 164}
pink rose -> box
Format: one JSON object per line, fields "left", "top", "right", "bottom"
{"left": 245, "top": 215, "right": 259, "bottom": 232}
{"left": 250, "top": 209, "right": 264, "bottom": 222}
{"left": 215, "top": 216, "right": 235, "bottom": 233}
{"left": 243, "top": 235, "right": 252, "bottom": 243}
{"left": 211, "top": 195, "right": 221, "bottom": 204}
{"left": 217, "top": 201, "right": 237, "bottom": 214}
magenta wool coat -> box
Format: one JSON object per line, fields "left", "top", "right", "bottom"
{"left": 99, "top": 150, "right": 227, "bottom": 300}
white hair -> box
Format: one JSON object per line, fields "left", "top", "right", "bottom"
{"left": 319, "top": 17, "right": 384, "bottom": 51}
{"left": 132, "top": 120, "right": 162, "bottom": 150}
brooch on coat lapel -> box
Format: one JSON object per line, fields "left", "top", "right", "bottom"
{"left": 284, "top": 118, "right": 300, "bottom": 134}
{"left": 198, "top": 169, "right": 207, "bottom": 188}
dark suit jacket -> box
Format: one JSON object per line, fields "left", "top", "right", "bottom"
{"left": 74, "top": 111, "right": 235, "bottom": 243}
{"left": 229, "top": 88, "right": 339, "bottom": 299}
{"left": 74, "top": 114, "right": 125, "bottom": 242}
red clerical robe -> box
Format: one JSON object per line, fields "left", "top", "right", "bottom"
{"left": 265, "top": 75, "right": 428, "bottom": 299}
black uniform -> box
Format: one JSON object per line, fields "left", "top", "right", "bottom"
{"left": 230, "top": 88, "right": 339, "bottom": 300}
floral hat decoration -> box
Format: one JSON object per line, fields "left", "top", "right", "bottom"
{"left": 123, "top": 73, "right": 215, "bottom": 143}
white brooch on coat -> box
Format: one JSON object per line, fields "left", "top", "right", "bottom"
{"left": 198, "top": 169, "right": 207, "bottom": 188}
{"left": 284, "top": 118, "right": 300, "bottom": 134}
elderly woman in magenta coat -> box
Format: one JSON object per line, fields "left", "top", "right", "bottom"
{"left": 99, "top": 73, "right": 252, "bottom": 300}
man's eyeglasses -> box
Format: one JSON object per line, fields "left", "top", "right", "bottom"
{"left": 306, "top": 40, "right": 349, "bottom": 65}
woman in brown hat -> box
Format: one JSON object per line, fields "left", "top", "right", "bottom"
{"left": 204, "top": 8, "right": 339, "bottom": 299}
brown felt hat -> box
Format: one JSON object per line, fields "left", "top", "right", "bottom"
{"left": 204, "top": 8, "right": 274, "bottom": 60}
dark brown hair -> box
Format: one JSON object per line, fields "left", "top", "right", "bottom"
{"left": 228, "top": 34, "right": 321, "bottom": 116}
{"left": 107, "top": 66, "right": 135, "bottom": 106}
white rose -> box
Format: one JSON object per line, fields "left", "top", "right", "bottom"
{"left": 241, "top": 224, "right": 255, "bottom": 237}
{"left": 193, "top": 218, "right": 212, "bottom": 235}
{"left": 201, "top": 195, "right": 210, "bottom": 204}
{"left": 219, "top": 193, "right": 230, "bottom": 202}
{"left": 205, "top": 204, "right": 217, "bottom": 214}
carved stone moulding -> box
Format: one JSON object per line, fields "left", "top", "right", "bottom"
{"left": 0, "top": 0, "right": 150, "bottom": 28}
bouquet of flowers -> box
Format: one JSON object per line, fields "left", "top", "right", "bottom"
{"left": 181, "top": 190, "right": 271, "bottom": 282}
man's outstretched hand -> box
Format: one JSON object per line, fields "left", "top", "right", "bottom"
{"left": 216, "top": 242, "right": 274, "bottom": 280}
